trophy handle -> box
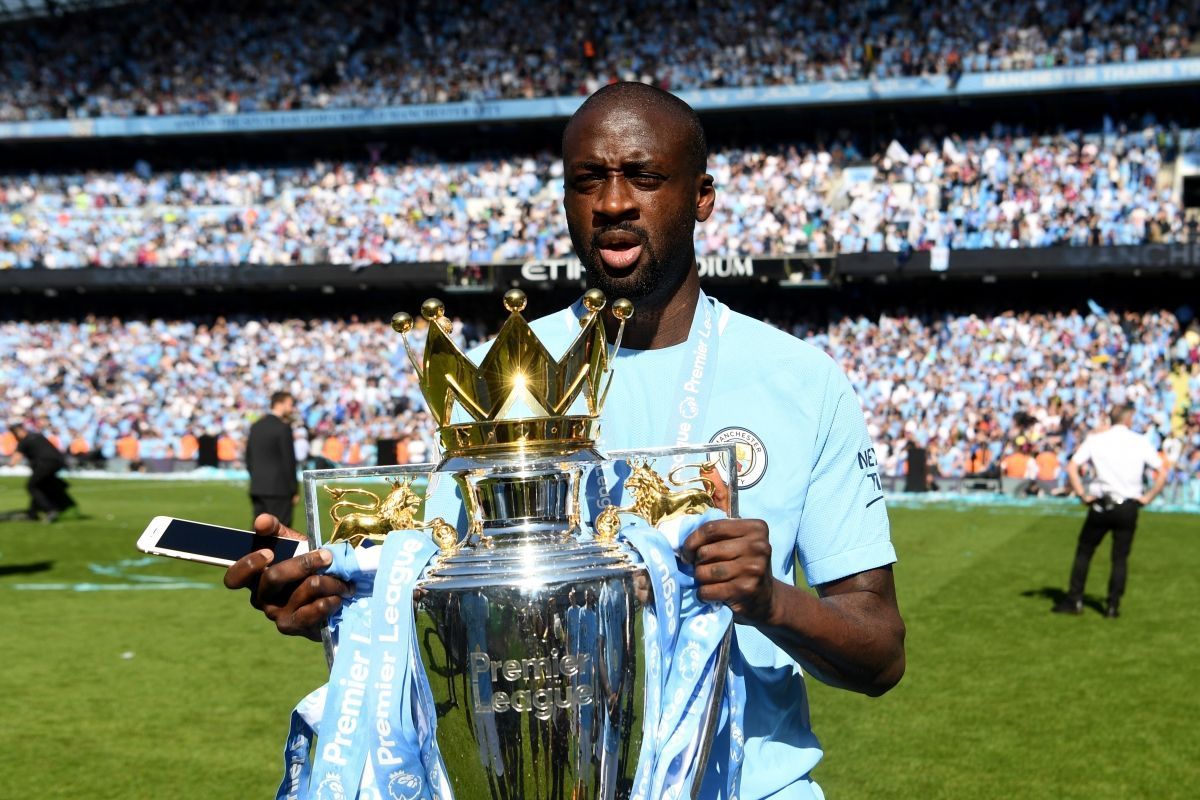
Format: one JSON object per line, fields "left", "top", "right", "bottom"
{"left": 594, "top": 458, "right": 721, "bottom": 538}
{"left": 666, "top": 460, "right": 719, "bottom": 497}
{"left": 691, "top": 623, "right": 735, "bottom": 800}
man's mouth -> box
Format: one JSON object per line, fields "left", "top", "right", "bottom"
{"left": 599, "top": 243, "right": 643, "bottom": 270}
{"left": 595, "top": 230, "right": 645, "bottom": 271}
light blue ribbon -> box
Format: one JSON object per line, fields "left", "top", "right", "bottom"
{"left": 620, "top": 510, "right": 744, "bottom": 800}
{"left": 363, "top": 531, "right": 444, "bottom": 800}
{"left": 276, "top": 542, "right": 365, "bottom": 799}
{"left": 662, "top": 291, "right": 721, "bottom": 457}
{"left": 276, "top": 534, "right": 443, "bottom": 800}
{"left": 589, "top": 291, "right": 723, "bottom": 510}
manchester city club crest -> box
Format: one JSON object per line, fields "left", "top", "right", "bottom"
{"left": 709, "top": 427, "right": 768, "bottom": 489}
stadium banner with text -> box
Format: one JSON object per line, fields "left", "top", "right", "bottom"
{"left": 2, "top": 255, "right": 831, "bottom": 292}
{"left": 4, "top": 58, "right": 1200, "bottom": 141}
{"left": 838, "top": 244, "right": 1200, "bottom": 278}
{"left": 502, "top": 254, "right": 793, "bottom": 286}
{"left": 9, "top": 245, "right": 1200, "bottom": 292}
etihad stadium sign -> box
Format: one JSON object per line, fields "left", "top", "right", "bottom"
{"left": 517, "top": 256, "right": 755, "bottom": 284}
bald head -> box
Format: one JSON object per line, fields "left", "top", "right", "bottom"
{"left": 563, "top": 82, "right": 708, "bottom": 177}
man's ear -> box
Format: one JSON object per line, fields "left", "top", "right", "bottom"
{"left": 696, "top": 173, "right": 716, "bottom": 222}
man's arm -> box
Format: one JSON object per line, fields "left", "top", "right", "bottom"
{"left": 245, "top": 425, "right": 256, "bottom": 475}
{"left": 684, "top": 520, "right": 905, "bottom": 696}
{"left": 1139, "top": 461, "right": 1168, "bottom": 506}
{"left": 680, "top": 365, "right": 905, "bottom": 696}
{"left": 1066, "top": 460, "right": 1094, "bottom": 502}
{"left": 280, "top": 419, "right": 297, "bottom": 473}
{"left": 279, "top": 420, "right": 299, "bottom": 503}
{"left": 1066, "top": 435, "right": 1094, "bottom": 502}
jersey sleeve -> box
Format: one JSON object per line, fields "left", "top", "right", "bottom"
{"left": 795, "top": 367, "right": 896, "bottom": 587}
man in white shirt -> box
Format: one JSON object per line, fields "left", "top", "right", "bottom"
{"left": 1054, "top": 405, "right": 1167, "bottom": 618}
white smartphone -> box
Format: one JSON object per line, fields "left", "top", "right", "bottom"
{"left": 137, "top": 515, "right": 310, "bottom": 568}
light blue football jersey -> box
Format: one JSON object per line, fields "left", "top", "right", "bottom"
{"left": 420, "top": 293, "right": 896, "bottom": 799}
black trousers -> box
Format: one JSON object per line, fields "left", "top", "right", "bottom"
{"left": 27, "top": 463, "right": 74, "bottom": 515}
{"left": 251, "top": 494, "right": 295, "bottom": 528}
{"left": 1067, "top": 499, "right": 1140, "bottom": 604}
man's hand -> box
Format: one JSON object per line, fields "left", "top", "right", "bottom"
{"left": 223, "top": 513, "right": 351, "bottom": 641}
{"left": 1081, "top": 494, "right": 1099, "bottom": 505}
{"left": 682, "top": 518, "right": 775, "bottom": 624}
{"left": 683, "top": 516, "right": 905, "bottom": 696}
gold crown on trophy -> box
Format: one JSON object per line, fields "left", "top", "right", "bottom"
{"left": 391, "top": 288, "right": 633, "bottom": 459}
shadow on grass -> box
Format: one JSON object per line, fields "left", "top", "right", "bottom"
{"left": 0, "top": 509, "right": 90, "bottom": 523}
{"left": 1021, "top": 586, "right": 1107, "bottom": 615}
{"left": 0, "top": 560, "right": 54, "bottom": 577}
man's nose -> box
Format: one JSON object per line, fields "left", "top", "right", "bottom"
{"left": 592, "top": 175, "right": 638, "bottom": 223}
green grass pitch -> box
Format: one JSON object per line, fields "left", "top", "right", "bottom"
{"left": 0, "top": 477, "right": 1196, "bottom": 798}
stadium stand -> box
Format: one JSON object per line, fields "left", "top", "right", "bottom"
{"left": 3, "top": 0, "right": 1199, "bottom": 512}
{"left": 1, "top": 123, "right": 1193, "bottom": 269}
{"left": 0, "top": 0, "right": 1195, "bottom": 121}
{"left": 3, "top": 308, "right": 1198, "bottom": 503}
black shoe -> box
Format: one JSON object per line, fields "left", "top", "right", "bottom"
{"left": 1052, "top": 597, "right": 1083, "bottom": 615}
{"left": 1104, "top": 603, "right": 1120, "bottom": 619}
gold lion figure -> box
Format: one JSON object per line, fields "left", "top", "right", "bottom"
{"left": 594, "top": 459, "right": 718, "bottom": 541}
{"left": 325, "top": 477, "right": 458, "bottom": 550}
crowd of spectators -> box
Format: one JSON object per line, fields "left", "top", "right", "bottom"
{"left": 1, "top": 0, "right": 1195, "bottom": 122}
{"left": 791, "top": 307, "right": 1200, "bottom": 501}
{"left": 0, "top": 314, "right": 465, "bottom": 474}
{"left": 1, "top": 123, "right": 1194, "bottom": 269}
{"left": 3, "top": 305, "right": 1199, "bottom": 505}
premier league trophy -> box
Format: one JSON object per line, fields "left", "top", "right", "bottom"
{"left": 299, "top": 289, "right": 737, "bottom": 800}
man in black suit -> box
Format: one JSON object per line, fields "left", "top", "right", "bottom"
{"left": 246, "top": 392, "right": 299, "bottom": 527}
{"left": 9, "top": 422, "right": 76, "bottom": 522}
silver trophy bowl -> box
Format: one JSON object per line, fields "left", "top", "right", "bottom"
{"left": 416, "top": 451, "right": 647, "bottom": 799}
{"left": 304, "top": 443, "right": 737, "bottom": 800}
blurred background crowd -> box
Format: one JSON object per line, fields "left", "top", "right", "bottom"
{"left": 1, "top": 121, "right": 1195, "bottom": 269}
{"left": 3, "top": 306, "right": 1199, "bottom": 502}
{"left": 4, "top": 0, "right": 1200, "bottom": 509}
{"left": 1, "top": 0, "right": 1194, "bottom": 121}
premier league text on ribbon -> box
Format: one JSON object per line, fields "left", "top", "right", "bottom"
{"left": 673, "top": 298, "right": 716, "bottom": 463}
{"left": 321, "top": 630, "right": 372, "bottom": 768}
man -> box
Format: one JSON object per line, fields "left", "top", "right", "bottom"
{"left": 245, "top": 391, "right": 299, "bottom": 528}
{"left": 226, "top": 84, "right": 905, "bottom": 799}
{"left": 1054, "top": 404, "right": 1167, "bottom": 618}
{"left": 8, "top": 422, "right": 75, "bottom": 522}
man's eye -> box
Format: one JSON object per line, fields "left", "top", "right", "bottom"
{"left": 630, "top": 174, "right": 665, "bottom": 187}
{"left": 571, "top": 175, "right": 602, "bottom": 190}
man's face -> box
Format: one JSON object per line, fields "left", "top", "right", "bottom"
{"left": 562, "top": 104, "right": 714, "bottom": 309}
{"left": 276, "top": 398, "right": 296, "bottom": 421}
